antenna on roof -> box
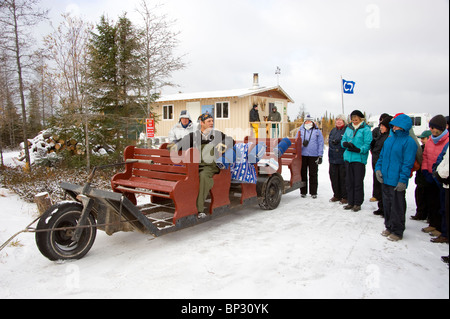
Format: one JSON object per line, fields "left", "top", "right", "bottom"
{"left": 275, "top": 67, "right": 281, "bottom": 86}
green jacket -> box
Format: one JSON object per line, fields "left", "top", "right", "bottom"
{"left": 268, "top": 107, "right": 281, "bottom": 122}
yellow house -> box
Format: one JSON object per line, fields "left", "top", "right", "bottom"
{"left": 151, "top": 74, "right": 294, "bottom": 141}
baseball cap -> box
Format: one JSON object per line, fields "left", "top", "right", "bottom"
{"left": 417, "top": 130, "right": 432, "bottom": 138}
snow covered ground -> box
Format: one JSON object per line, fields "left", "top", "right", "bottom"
{"left": 0, "top": 148, "right": 448, "bottom": 299}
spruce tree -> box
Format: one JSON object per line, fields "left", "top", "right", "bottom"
{"left": 87, "top": 14, "right": 145, "bottom": 150}
{"left": 88, "top": 15, "right": 119, "bottom": 115}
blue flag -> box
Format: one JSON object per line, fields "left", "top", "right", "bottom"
{"left": 342, "top": 79, "right": 356, "bottom": 94}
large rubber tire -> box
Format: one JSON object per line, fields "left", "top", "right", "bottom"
{"left": 258, "top": 174, "right": 283, "bottom": 210}
{"left": 35, "top": 202, "right": 97, "bottom": 261}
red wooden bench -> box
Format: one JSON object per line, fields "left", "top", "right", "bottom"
{"left": 159, "top": 143, "right": 232, "bottom": 216}
{"left": 111, "top": 146, "right": 199, "bottom": 224}
{"left": 277, "top": 137, "right": 302, "bottom": 188}
{"left": 209, "top": 168, "right": 231, "bottom": 214}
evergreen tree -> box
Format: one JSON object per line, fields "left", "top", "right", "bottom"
{"left": 116, "top": 14, "right": 145, "bottom": 117}
{"left": 86, "top": 14, "right": 146, "bottom": 149}
{"left": 87, "top": 15, "right": 119, "bottom": 115}
{"left": 116, "top": 14, "right": 146, "bottom": 142}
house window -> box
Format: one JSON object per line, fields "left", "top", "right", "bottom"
{"left": 216, "top": 102, "right": 229, "bottom": 119}
{"left": 163, "top": 105, "right": 173, "bottom": 120}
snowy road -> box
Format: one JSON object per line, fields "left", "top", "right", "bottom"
{"left": 0, "top": 150, "right": 448, "bottom": 299}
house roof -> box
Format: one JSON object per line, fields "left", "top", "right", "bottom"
{"left": 156, "top": 85, "right": 295, "bottom": 103}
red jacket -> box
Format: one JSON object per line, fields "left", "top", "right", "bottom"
{"left": 422, "top": 131, "right": 449, "bottom": 172}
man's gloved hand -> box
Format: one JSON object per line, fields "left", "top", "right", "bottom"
{"left": 315, "top": 157, "right": 323, "bottom": 165}
{"left": 215, "top": 143, "right": 228, "bottom": 154}
{"left": 394, "top": 182, "right": 407, "bottom": 192}
{"left": 375, "top": 170, "right": 384, "bottom": 183}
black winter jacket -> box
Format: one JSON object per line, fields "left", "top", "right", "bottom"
{"left": 328, "top": 126, "right": 346, "bottom": 164}
{"left": 249, "top": 108, "right": 260, "bottom": 122}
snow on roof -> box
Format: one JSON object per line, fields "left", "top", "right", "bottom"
{"left": 156, "top": 85, "right": 294, "bottom": 103}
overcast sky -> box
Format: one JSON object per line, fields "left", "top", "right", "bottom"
{"left": 38, "top": 0, "right": 449, "bottom": 120}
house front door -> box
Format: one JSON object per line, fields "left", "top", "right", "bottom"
{"left": 186, "top": 102, "right": 201, "bottom": 123}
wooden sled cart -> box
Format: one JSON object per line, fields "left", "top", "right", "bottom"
{"left": 5, "top": 137, "right": 305, "bottom": 261}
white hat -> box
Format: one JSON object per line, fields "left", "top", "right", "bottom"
{"left": 179, "top": 110, "right": 191, "bottom": 120}
{"left": 304, "top": 114, "right": 314, "bottom": 121}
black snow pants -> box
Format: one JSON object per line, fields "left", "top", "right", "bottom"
{"left": 345, "top": 161, "right": 366, "bottom": 206}
{"left": 382, "top": 184, "right": 407, "bottom": 237}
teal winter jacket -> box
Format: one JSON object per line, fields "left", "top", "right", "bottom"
{"left": 341, "top": 121, "right": 373, "bottom": 164}
{"left": 375, "top": 114, "right": 418, "bottom": 188}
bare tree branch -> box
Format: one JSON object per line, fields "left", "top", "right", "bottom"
{"left": 0, "top": 0, "right": 48, "bottom": 171}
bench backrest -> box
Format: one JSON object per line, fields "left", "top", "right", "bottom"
{"left": 122, "top": 145, "right": 198, "bottom": 183}
{"left": 281, "top": 137, "right": 302, "bottom": 161}
{"left": 243, "top": 137, "right": 301, "bottom": 162}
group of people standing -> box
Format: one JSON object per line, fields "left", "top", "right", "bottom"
{"left": 410, "top": 115, "right": 449, "bottom": 253}
{"left": 296, "top": 110, "right": 449, "bottom": 263}
{"left": 168, "top": 107, "right": 449, "bottom": 263}
{"left": 296, "top": 109, "right": 374, "bottom": 212}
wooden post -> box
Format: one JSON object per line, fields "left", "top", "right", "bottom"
{"left": 34, "top": 192, "right": 52, "bottom": 216}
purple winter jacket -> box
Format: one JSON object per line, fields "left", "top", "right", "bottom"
{"left": 295, "top": 123, "right": 324, "bottom": 157}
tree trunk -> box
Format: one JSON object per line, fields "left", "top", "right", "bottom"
{"left": 34, "top": 192, "right": 52, "bottom": 216}
{"left": 12, "top": 2, "right": 31, "bottom": 171}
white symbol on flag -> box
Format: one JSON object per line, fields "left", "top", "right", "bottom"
{"left": 343, "top": 79, "right": 355, "bottom": 94}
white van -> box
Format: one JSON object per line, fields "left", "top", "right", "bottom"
{"left": 407, "top": 113, "right": 431, "bottom": 136}
{"left": 367, "top": 113, "right": 431, "bottom": 136}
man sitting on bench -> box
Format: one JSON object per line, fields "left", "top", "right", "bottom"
{"left": 171, "top": 113, "right": 235, "bottom": 217}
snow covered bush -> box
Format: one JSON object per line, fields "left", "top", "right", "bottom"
{"left": 1, "top": 166, "right": 116, "bottom": 203}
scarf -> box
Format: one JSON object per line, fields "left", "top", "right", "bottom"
{"left": 431, "top": 129, "right": 448, "bottom": 144}
{"left": 352, "top": 122, "right": 363, "bottom": 130}
{"left": 181, "top": 121, "right": 191, "bottom": 129}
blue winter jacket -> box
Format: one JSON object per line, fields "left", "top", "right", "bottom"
{"left": 375, "top": 114, "right": 418, "bottom": 188}
{"left": 295, "top": 124, "right": 324, "bottom": 157}
{"left": 341, "top": 122, "right": 373, "bottom": 164}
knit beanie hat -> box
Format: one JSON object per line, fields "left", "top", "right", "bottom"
{"left": 350, "top": 110, "right": 364, "bottom": 118}
{"left": 379, "top": 115, "right": 393, "bottom": 129}
{"left": 429, "top": 115, "right": 447, "bottom": 131}
{"left": 200, "top": 113, "right": 213, "bottom": 122}
{"left": 379, "top": 113, "right": 390, "bottom": 122}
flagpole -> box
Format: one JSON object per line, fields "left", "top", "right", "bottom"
{"left": 340, "top": 75, "right": 345, "bottom": 114}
